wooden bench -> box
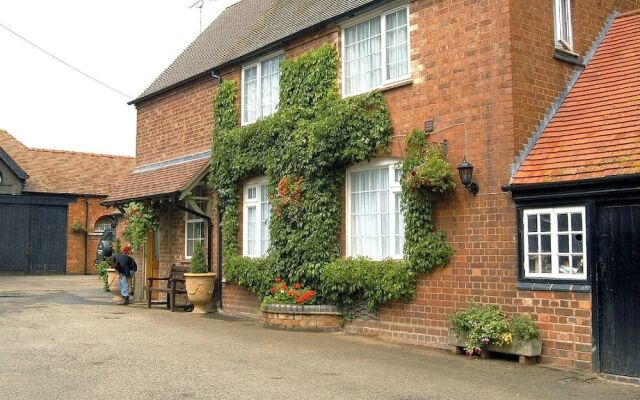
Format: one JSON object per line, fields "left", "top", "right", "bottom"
{"left": 147, "top": 265, "right": 193, "bottom": 312}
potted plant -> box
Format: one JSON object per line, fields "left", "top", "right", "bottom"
{"left": 184, "top": 243, "right": 216, "bottom": 314}
{"left": 449, "top": 304, "right": 541, "bottom": 362}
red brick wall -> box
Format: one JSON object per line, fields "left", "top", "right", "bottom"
{"left": 66, "top": 196, "right": 119, "bottom": 275}
{"left": 221, "top": 282, "right": 261, "bottom": 319}
{"left": 133, "top": 0, "right": 640, "bottom": 370}
{"left": 134, "top": 76, "right": 216, "bottom": 167}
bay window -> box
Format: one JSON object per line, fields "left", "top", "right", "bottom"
{"left": 346, "top": 159, "right": 404, "bottom": 260}
{"left": 243, "top": 177, "right": 271, "bottom": 257}
{"left": 522, "top": 206, "right": 586, "bottom": 280}
{"left": 242, "top": 53, "right": 284, "bottom": 125}
{"left": 342, "top": 6, "right": 410, "bottom": 96}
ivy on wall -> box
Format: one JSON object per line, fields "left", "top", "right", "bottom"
{"left": 209, "top": 45, "right": 454, "bottom": 311}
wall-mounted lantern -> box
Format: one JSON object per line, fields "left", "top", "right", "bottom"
{"left": 457, "top": 157, "right": 479, "bottom": 195}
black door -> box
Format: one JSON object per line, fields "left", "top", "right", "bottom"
{"left": 597, "top": 204, "right": 640, "bottom": 377}
{"left": 28, "top": 205, "right": 67, "bottom": 274}
{"left": 0, "top": 203, "right": 67, "bottom": 274}
{"left": 0, "top": 204, "right": 30, "bottom": 273}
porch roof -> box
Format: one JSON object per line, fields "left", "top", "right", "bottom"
{"left": 103, "top": 156, "right": 210, "bottom": 205}
{"left": 511, "top": 11, "right": 640, "bottom": 187}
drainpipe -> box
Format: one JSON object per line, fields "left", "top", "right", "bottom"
{"left": 84, "top": 195, "right": 89, "bottom": 275}
{"left": 216, "top": 203, "right": 223, "bottom": 309}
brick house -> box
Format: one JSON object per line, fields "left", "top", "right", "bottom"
{"left": 106, "top": 0, "right": 640, "bottom": 375}
{"left": 0, "top": 130, "right": 134, "bottom": 274}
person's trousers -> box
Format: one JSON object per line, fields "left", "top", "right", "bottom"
{"left": 119, "top": 273, "right": 129, "bottom": 297}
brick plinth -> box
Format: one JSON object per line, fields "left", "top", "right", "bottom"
{"left": 262, "top": 304, "right": 343, "bottom": 332}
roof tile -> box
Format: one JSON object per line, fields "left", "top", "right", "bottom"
{"left": 0, "top": 130, "right": 134, "bottom": 196}
{"left": 512, "top": 12, "right": 640, "bottom": 186}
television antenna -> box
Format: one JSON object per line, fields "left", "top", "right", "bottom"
{"left": 189, "top": 0, "right": 215, "bottom": 33}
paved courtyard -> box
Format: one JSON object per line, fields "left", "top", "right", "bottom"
{"left": 0, "top": 276, "right": 638, "bottom": 400}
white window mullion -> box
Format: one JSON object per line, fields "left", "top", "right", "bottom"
{"left": 381, "top": 13, "right": 388, "bottom": 89}
{"left": 256, "top": 62, "right": 262, "bottom": 121}
{"left": 551, "top": 212, "right": 558, "bottom": 276}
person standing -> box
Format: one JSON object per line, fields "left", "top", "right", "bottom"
{"left": 111, "top": 245, "right": 137, "bottom": 305}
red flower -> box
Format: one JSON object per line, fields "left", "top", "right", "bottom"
{"left": 294, "top": 282, "right": 302, "bottom": 290}
{"left": 270, "top": 287, "right": 276, "bottom": 294}
{"left": 275, "top": 277, "right": 282, "bottom": 283}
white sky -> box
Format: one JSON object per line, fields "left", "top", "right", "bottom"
{"left": 0, "top": 0, "right": 240, "bottom": 156}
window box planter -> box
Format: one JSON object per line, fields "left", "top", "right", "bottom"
{"left": 261, "top": 304, "right": 343, "bottom": 332}
{"left": 448, "top": 332, "right": 542, "bottom": 364}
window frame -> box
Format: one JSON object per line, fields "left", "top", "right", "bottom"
{"left": 521, "top": 206, "right": 587, "bottom": 281}
{"left": 553, "top": 0, "right": 573, "bottom": 51}
{"left": 184, "top": 200, "right": 207, "bottom": 260}
{"left": 341, "top": 3, "right": 411, "bottom": 98}
{"left": 241, "top": 52, "right": 285, "bottom": 126}
{"left": 345, "top": 158, "right": 404, "bottom": 260}
{"left": 94, "top": 217, "right": 113, "bottom": 233}
{"left": 242, "top": 176, "right": 271, "bottom": 258}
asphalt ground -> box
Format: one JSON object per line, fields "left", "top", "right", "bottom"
{"left": 0, "top": 275, "right": 638, "bottom": 400}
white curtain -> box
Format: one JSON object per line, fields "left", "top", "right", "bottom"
{"left": 260, "top": 184, "right": 271, "bottom": 256}
{"left": 261, "top": 55, "right": 283, "bottom": 118}
{"left": 247, "top": 206, "right": 257, "bottom": 256}
{"left": 350, "top": 168, "right": 389, "bottom": 259}
{"left": 386, "top": 9, "right": 408, "bottom": 80}
{"left": 344, "top": 17, "right": 382, "bottom": 95}
{"left": 243, "top": 66, "right": 258, "bottom": 123}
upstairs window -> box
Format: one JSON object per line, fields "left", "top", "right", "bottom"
{"left": 342, "top": 6, "right": 410, "bottom": 96}
{"left": 242, "top": 53, "right": 284, "bottom": 125}
{"left": 554, "top": 0, "right": 573, "bottom": 51}
{"left": 522, "top": 207, "right": 586, "bottom": 280}
{"left": 243, "top": 177, "right": 271, "bottom": 257}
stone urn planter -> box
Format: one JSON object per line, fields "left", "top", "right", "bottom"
{"left": 184, "top": 272, "right": 216, "bottom": 314}
{"left": 107, "top": 268, "right": 123, "bottom": 302}
{"left": 262, "top": 304, "right": 343, "bottom": 332}
{"left": 448, "top": 332, "right": 542, "bottom": 364}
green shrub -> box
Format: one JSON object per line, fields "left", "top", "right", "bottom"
{"left": 450, "top": 304, "right": 540, "bottom": 354}
{"left": 224, "top": 256, "right": 274, "bottom": 299}
{"left": 509, "top": 314, "right": 540, "bottom": 340}
{"left": 189, "top": 243, "right": 208, "bottom": 274}
{"left": 96, "top": 261, "right": 110, "bottom": 291}
{"left": 320, "top": 257, "right": 416, "bottom": 312}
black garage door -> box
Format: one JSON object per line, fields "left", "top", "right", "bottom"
{"left": 0, "top": 203, "right": 67, "bottom": 274}
{"left": 597, "top": 203, "right": 640, "bottom": 377}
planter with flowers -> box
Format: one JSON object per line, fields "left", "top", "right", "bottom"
{"left": 261, "top": 278, "right": 343, "bottom": 332}
{"left": 448, "top": 304, "right": 541, "bottom": 364}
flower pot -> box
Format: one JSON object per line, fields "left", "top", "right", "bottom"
{"left": 107, "top": 269, "right": 123, "bottom": 302}
{"left": 448, "top": 331, "right": 542, "bottom": 357}
{"left": 184, "top": 272, "right": 216, "bottom": 314}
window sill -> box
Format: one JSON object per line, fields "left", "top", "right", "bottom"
{"left": 553, "top": 48, "right": 584, "bottom": 67}
{"left": 375, "top": 78, "right": 414, "bottom": 93}
{"left": 517, "top": 281, "right": 591, "bottom": 293}
{"left": 344, "top": 78, "right": 414, "bottom": 98}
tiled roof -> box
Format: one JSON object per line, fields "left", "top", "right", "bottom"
{"left": 133, "top": 0, "right": 380, "bottom": 103}
{"left": 0, "top": 130, "right": 135, "bottom": 196}
{"left": 512, "top": 12, "right": 640, "bottom": 186}
{"left": 104, "top": 157, "right": 209, "bottom": 205}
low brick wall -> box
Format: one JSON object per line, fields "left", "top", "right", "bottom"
{"left": 262, "top": 304, "right": 343, "bottom": 332}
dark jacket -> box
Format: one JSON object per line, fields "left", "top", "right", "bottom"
{"left": 113, "top": 254, "right": 137, "bottom": 277}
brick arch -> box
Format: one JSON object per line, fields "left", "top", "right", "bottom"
{"left": 93, "top": 215, "right": 114, "bottom": 233}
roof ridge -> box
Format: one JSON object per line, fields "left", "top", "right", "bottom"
{"left": 28, "top": 147, "right": 134, "bottom": 159}
{"left": 617, "top": 9, "right": 640, "bottom": 18}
